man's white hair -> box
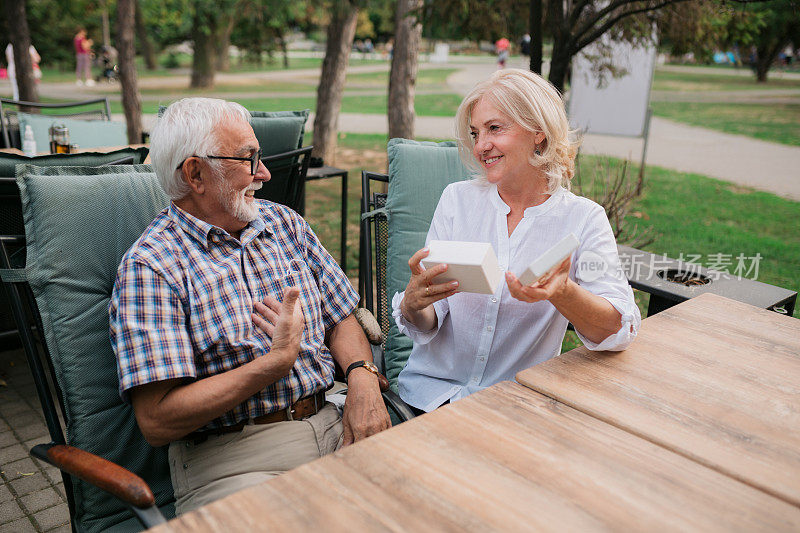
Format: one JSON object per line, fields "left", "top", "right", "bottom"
{"left": 149, "top": 98, "right": 251, "bottom": 200}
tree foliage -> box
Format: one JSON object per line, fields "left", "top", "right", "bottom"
{"left": 421, "top": 0, "right": 529, "bottom": 43}
{"left": 0, "top": 0, "right": 107, "bottom": 68}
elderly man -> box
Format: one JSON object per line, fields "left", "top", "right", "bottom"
{"left": 109, "top": 97, "right": 390, "bottom": 515}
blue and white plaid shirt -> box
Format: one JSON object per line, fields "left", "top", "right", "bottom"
{"left": 110, "top": 200, "right": 358, "bottom": 429}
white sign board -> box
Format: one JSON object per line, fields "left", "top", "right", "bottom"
{"left": 430, "top": 43, "right": 450, "bottom": 64}
{"left": 568, "top": 37, "right": 656, "bottom": 137}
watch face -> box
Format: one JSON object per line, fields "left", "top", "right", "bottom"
{"left": 364, "top": 362, "right": 378, "bottom": 373}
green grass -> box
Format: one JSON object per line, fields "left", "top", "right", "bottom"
{"left": 652, "top": 69, "right": 800, "bottom": 92}
{"left": 651, "top": 101, "right": 800, "bottom": 146}
{"left": 134, "top": 81, "right": 316, "bottom": 96}
{"left": 92, "top": 92, "right": 464, "bottom": 117}
{"left": 36, "top": 55, "right": 386, "bottom": 84}
{"left": 346, "top": 68, "right": 457, "bottom": 87}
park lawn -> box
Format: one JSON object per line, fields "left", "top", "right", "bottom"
{"left": 652, "top": 69, "right": 800, "bottom": 92}
{"left": 345, "top": 68, "right": 457, "bottom": 87}
{"left": 106, "top": 92, "right": 464, "bottom": 116}
{"left": 651, "top": 101, "right": 800, "bottom": 146}
{"left": 132, "top": 80, "right": 317, "bottom": 96}
{"left": 36, "top": 55, "right": 387, "bottom": 83}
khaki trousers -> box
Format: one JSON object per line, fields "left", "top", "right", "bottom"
{"left": 168, "top": 402, "right": 343, "bottom": 515}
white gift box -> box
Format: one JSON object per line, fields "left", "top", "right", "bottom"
{"left": 421, "top": 240, "right": 502, "bottom": 295}
{"left": 517, "top": 233, "right": 580, "bottom": 286}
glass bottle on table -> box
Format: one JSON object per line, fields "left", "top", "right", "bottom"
{"left": 22, "top": 125, "right": 37, "bottom": 157}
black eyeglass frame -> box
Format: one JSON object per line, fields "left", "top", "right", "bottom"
{"left": 177, "top": 148, "right": 262, "bottom": 175}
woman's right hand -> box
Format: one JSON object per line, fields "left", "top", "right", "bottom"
{"left": 400, "top": 247, "right": 459, "bottom": 331}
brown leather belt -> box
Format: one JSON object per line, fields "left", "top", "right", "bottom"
{"left": 183, "top": 390, "right": 326, "bottom": 444}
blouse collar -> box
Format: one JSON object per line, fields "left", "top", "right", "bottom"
{"left": 489, "top": 184, "right": 565, "bottom": 217}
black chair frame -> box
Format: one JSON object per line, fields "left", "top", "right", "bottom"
{"left": 258, "top": 145, "right": 312, "bottom": 214}
{"left": 359, "top": 171, "right": 390, "bottom": 341}
{"left": 0, "top": 97, "right": 112, "bottom": 149}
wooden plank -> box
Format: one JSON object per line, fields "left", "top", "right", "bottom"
{"left": 153, "top": 382, "right": 800, "bottom": 532}
{"left": 517, "top": 293, "right": 800, "bottom": 507}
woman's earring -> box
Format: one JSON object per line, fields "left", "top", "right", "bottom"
{"left": 534, "top": 146, "right": 542, "bottom": 156}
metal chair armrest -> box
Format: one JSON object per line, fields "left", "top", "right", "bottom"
{"left": 381, "top": 389, "right": 416, "bottom": 422}
{"left": 30, "top": 443, "right": 166, "bottom": 528}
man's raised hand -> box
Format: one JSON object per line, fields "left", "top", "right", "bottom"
{"left": 253, "top": 287, "right": 305, "bottom": 372}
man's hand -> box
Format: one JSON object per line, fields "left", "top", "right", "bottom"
{"left": 341, "top": 369, "right": 391, "bottom": 446}
{"left": 253, "top": 287, "right": 305, "bottom": 373}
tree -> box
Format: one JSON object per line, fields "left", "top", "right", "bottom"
{"left": 544, "top": 0, "right": 682, "bottom": 92}
{"left": 135, "top": 1, "right": 159, "bottom": 70}
{"left": 312, "top": 1, "right": 360, "bottom": 164}
{"left": 388, "top": 0, "right": 423, "bottom": 140}
{"left": 188, "top": 0, "right": 240, "bottom": 88}
{"left": 3, "top": 0, "right": 39, "bottom": 103}
{"left": 231, "top": 0, "right": 307, "bottom": 68}
{"left": 750, "top": 0, "right": 800, "bottom": 82}
{"left": 116, "top": 0, "right": 143, "bottom": 143}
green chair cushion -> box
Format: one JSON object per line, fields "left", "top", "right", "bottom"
{"left": 0, "top": 147, "right": 150, "bottom": 179}
{"left": 383, "top": 138, "right": 471, "bottom": 390}
{"left": 157, "top": 106, "right": 309, "bottom": 156}
{"left": 17, "top": 164, "right": 173, "bottom": 532}
{"left": 18, "top": 112, "right": 128, "bottom": 151}
{"left": 249, "top": 109, "right": 309, "bottom": 156}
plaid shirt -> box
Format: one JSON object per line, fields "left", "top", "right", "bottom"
{"left": 109, "top": 201, "right": 358, "bottom": 429}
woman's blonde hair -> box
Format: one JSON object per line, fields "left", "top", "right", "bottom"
{"left": 455, "top": 69, "right": 580, "bottom": 193}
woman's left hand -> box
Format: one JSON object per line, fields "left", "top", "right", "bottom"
{"left": 505, "top": 258, "right": 571, "bottom": 303}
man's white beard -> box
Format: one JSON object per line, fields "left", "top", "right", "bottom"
{"left": 217, "top": 175, "right": 261, "bottom": 223}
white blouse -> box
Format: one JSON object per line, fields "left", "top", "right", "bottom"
{"left": 392, "top": 180, "right": 640, "bottom": 411}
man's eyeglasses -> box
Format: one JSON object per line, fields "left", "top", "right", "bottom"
{"left": 177, "top": 148, "right": 262, "bottom": 176}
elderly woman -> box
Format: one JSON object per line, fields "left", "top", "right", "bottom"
{"left": 392, "top": 69, "right": 640, "bottom": 414}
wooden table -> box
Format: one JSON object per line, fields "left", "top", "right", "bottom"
{"left": 517, "top": 293, "right": 800, "bottom": 508}
{"left": 153, "top": 380, "right": 800, "bottom": 532}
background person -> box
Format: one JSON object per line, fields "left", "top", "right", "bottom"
{"left": 5, "top": 42, "right": 41, "bottom": 101}
{"left": 74, "top": 28, "right": 94, "bottom": 86}
{"left": 392, "top": 69, "right": 640, "bottom": 414}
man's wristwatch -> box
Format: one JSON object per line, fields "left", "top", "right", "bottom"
{"left": 345, "top": 361, "right": 390, "bottom": 392}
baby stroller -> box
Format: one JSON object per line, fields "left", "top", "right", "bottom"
{"left": 95, "top": 45, "right": 119, "bottom": 83}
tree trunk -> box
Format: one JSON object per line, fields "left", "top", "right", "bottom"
{"left": 312, "top": 4, "right": 359, "bottom": 164}
{"left": 529, "top": 0, "right": 543, "bottom": 74}
{"left": 216, "top": 13, "right": 236, "bottom": 72}
{"left": 388, "top": 0, "right": 423, "bottom": 140}
{"left": 278, "top": 33, "right": 290, "bottom": 69}
{"left": 135, "top": 1, "right": 158, "bottom": 70}
{"left": 754, "top": 39, "right": 786, "bottom": 83}
{"left": 116, "top": 0, "right": 143, "bottom": 143}
{"left": 3, "top": 0, "right": 38, "bottom": 103}
{"left": 548, "top": 44, "right": 571, "bottom": 93}
{"left": 190, "top": 8, "right": 216, "bottom": 88}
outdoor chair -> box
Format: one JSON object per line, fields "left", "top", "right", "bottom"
{"left": 0, "top": 97, "right": 127, "bottom": 150}
{"left": 0, "top": 148, "right": 150, "bottom": 347}
{"left": 0, "top": 164, "right": 412, "bottom": 531}
{"left": 359, "top": 139, "right": 471, "bottom": 391}
{"left": 257, "top": 145, "right": 312, "bottom": 213}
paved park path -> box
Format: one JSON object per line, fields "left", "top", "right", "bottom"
{"left": 8, "top": 56, "right": 800, "bottom": 200}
